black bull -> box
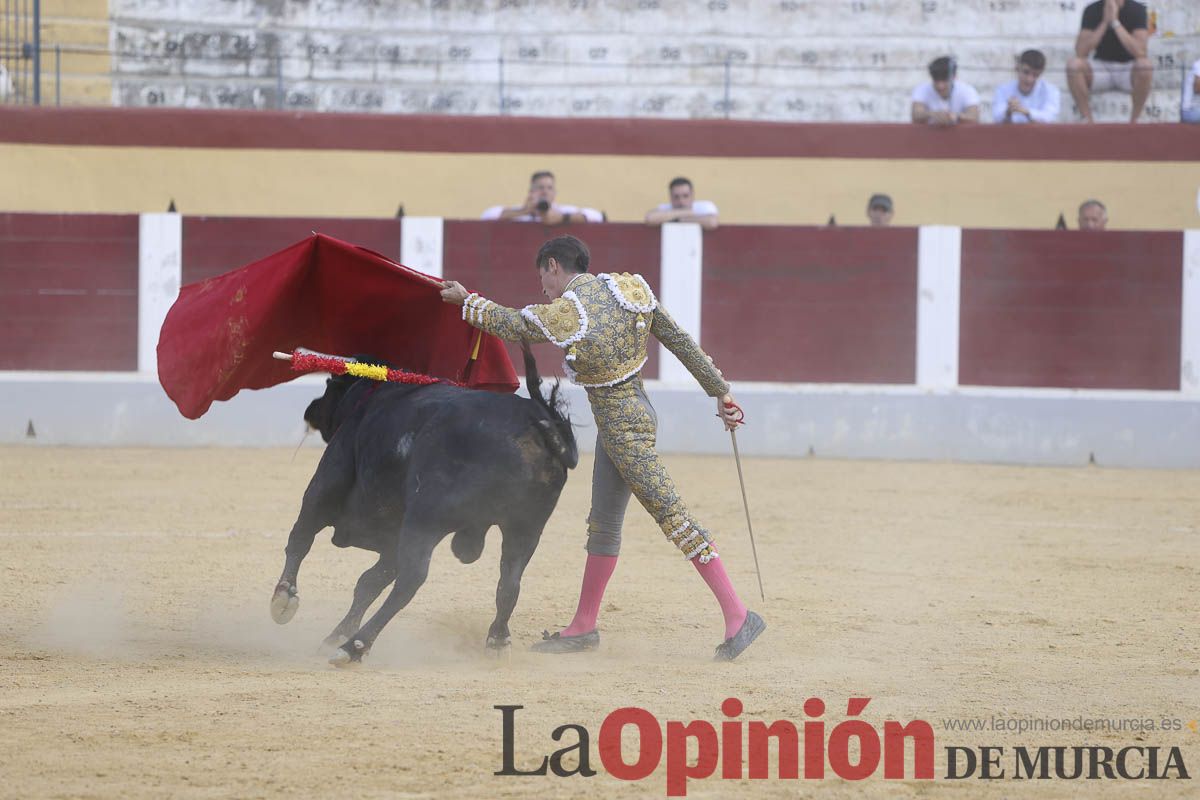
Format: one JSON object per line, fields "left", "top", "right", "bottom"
{"left": 270, "top": 347, "right": 578, "bottom": 665}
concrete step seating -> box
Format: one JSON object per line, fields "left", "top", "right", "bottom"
{"left": 38, "top": 0, "right": 1200, "bottom": 120}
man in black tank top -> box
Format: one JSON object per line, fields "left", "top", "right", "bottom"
{"left": 1066, "top": 0, "right": 1153, "bottom": 122}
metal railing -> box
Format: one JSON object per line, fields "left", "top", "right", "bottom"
{"left": 8, "top": 22, "right": 1199, "bottom": 122}
{"left": 0, "top": 0, "right": 39, "bottom": 104}
{"left": 103, "top": 47, "right": 1196, "bottom": 122}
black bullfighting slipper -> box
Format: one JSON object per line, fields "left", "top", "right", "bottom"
{"left": 713, "top": 610, "right": 766, "bottom": 662}
{"left": 530, "top": 628, "right": 599, "bottom": 654}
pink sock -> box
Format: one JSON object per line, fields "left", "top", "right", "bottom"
{"left": 561, "top": 554, "right": 618, "bottom": 636}
{"left": 693, "top": 557, "right": 748, "bottom": 640}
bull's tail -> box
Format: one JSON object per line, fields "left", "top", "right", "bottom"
{"left": 522, "top": 342, "right": 579, "bottom": 470}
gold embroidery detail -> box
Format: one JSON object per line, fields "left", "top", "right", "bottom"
{"left": 588, "top": 378, "right": 718, "bottom": 561}
{"left": 528, "top": 298, "right": 585, "bottom": 344}
{"left": 608, "top": 272, "right": 655, "bottom": 309}
{"left": 571, "top": 354, "right": 647, "bottom": 387}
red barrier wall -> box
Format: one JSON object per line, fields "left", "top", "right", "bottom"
{"left": 701, "top": 226, "right": 919, "bottom": 383}
{"left": 0, "top": 214, "right": 139, "bottom": 370}
{"left": 4, "top": 214, "right": 1188, "bottom": 391}
{"left": 443, "top": 221, "right": 662, "bottom": 382}
{"left": 4, "top": 106, "right": 1197, "bottom": 162}
{"left": 182, "top": 217, "right": 401, "bottom": 285}
{"left": 960, "top": 230, "right": 1182, "bottom": 390}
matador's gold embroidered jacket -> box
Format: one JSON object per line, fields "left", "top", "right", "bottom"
{"left": 461, "top": 272, "right": 728, "bottom": 563}
{"left": 461, "top": 272, "right": 729, "bottom": 396}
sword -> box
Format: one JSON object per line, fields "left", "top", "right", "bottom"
{"left": 724, "top": 401, "right": 765, "bottom": 601}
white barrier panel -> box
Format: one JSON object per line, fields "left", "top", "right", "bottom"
{"left": 137, "top": 212, "right": 182, "bottom": 374}
{"left": 916, "top": 225, "right": 962, "bottom": 389}
{"left": 400, "top": 216, "right": 444, "bottom": 278}
{"left": 658, "top": 222, "right": 704, "bottom": 385}
{"left": 1182, "top": 230, "right": 1200, "bottom": 395}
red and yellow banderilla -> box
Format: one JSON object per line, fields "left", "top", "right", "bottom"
{"left": 272, "top": 348, "right": 454, "bottom": 386}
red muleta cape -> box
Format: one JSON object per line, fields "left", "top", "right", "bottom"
{"left": 157, "top": 233, "right": 518, "bottom": 419}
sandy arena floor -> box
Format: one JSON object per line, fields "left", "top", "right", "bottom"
{"left": 1, "top": 446, "right": 1197, "bottom": 798}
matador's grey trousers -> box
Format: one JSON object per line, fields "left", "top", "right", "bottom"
{"left": 585, "top": 381, "right": 657, "bottom": 556}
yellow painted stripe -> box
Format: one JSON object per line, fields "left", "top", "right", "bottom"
{"left": 2, "top": 143, "right": 1197, "bottom": 230}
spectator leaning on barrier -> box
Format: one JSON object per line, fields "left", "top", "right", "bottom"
{"left": 1078, "top": 199, "right": 1109, "bottom": 230}
{"left": 866, "top": 194, "right": 894, "bottom": 226}
{"left": 911, "top": 56, "right": 980, "bottom": 126}
{"left": 1183, "top": 58, "right": 1200, "bottom": 124}
{"left": 1067, "top": 0, "right": 1153, "bottom": 123}
{"left": 992, "top": 50, "right": 1061, "bottom": 124}
{"left": 643, "top": 177, "right": 719, "bottom": 230}
{"left": 481, "top": 170, "right": 604, "bottom": 226}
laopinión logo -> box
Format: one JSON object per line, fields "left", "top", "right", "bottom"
{"left": 494, "top": 699, "right": 1191, "bottom": 796}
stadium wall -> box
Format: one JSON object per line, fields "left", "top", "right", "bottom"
{"left": 2, "top": 212, "right": 1198, "bottom": 467}
{"left": 2, "top": 106, "right": 1199, "bottom": 230}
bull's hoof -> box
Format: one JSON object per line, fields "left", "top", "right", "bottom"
{"left": 485, "top": 634, "right": 511, "bottom": 651}
{"left": 329, "top": 639, "right": 367, "bottom": 668}
{"left": 270, "top": 582, "right": 299, "bottom": 624}
{"left": 319, "top": 633, "right": 349, "bottom": 655}
{"left": 270, "top": 581, "right": 299, "bottom": 625}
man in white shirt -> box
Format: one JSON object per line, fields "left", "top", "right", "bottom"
{"left": 911, "top": 56, "right": 980, "bottom": 126}
{"left": 1183, "top": 58, "right": 1200, "bottom": 124}
{"left": 992, "top": 49, "right": 1061, "bottom": 124}
{"left": 481, "top": 170, "right": 604, "bottom": 226}
{"left": 643, "top": 177, "right": 719, "bottom": 230}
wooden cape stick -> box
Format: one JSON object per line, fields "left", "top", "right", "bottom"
{"left": 273, "top": 347, "right": 346, "bottom": 363}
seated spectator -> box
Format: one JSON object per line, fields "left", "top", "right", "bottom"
{"left": 911, "top": 56, "right": 980, "bottom": 126}
{"left": 1183, "top": 58, "right": 1200, "bottom": 123}
{"left": 866, "top": 194, "right": 894, "bottom": 226}
{"left": 1078, "top": 199, "right": 1108, "bottom": 230}
{"left": 992, "top": 50, "right": 1061, "bottom": 124}
{"left": 1066, "top": 0, "right": 1153, "bottom": 123}
{"left": 644, "top": 177, "right": 719, "bottom": 230}
{"left": 481, "top": 170, "right": 603, "bottom": 225}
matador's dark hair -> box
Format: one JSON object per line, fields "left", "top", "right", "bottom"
{"left": 536, "top": 235, "right": 590, "bottom": 274}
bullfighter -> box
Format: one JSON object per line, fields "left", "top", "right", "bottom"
{"left": 440, "top": 235, "right": 765, "bottom": 661}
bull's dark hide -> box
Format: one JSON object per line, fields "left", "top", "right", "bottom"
{"left": 270, "top": 346, "right": 577, "bottom": 664}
